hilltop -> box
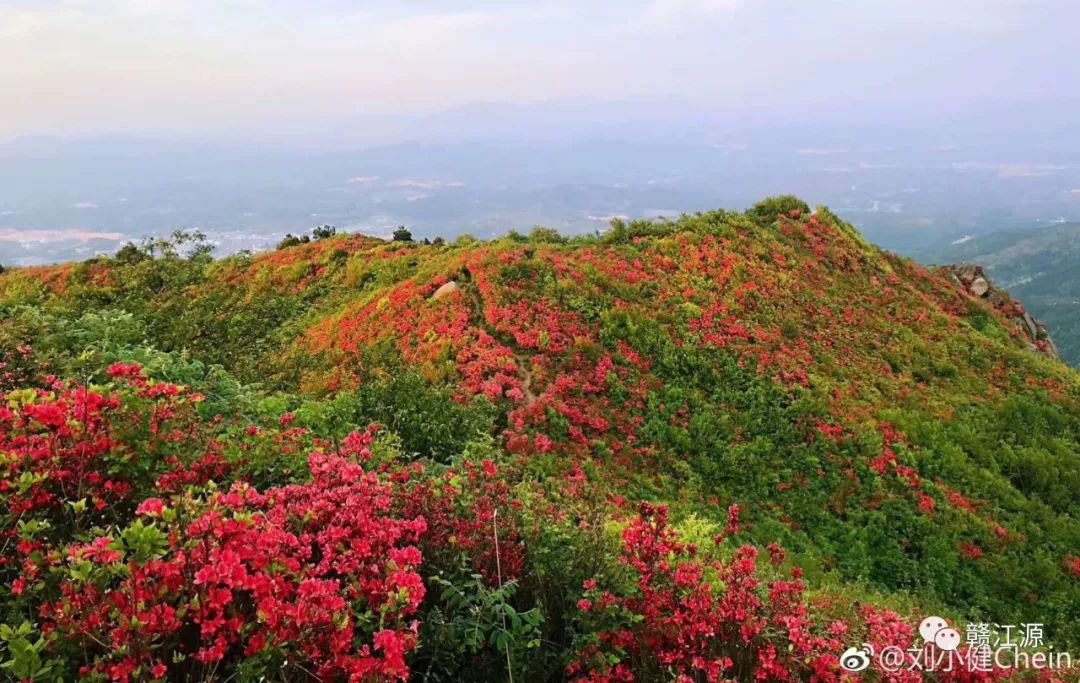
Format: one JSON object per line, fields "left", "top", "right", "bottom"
{"left": 1, "top": 197, "right": 1078, "bottom": 681}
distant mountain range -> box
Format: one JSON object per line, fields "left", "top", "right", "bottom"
{"left": 918, "top": 222, "right": 1080, "bottom": 364}
{"left": 3, "top": 102, "right": 1080, "bottom": 266}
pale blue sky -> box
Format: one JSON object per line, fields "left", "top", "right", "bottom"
{"left": 1, "top": 0, "right": 1076, "bottom": 138}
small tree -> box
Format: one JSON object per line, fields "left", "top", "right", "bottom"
{"left": 312, "top": 225, "right": 337, "bottom": 240}
{"left": 277, "top": 234, "right": 309, "bottom": 250}
{"left": 528, "top": 226, "right": 565, "bottom": 244}
{"left": 746, "top": 195, "right": 810, "bottom": 226}
{"left": 114, "top": 242, "right": 150, "bottom": 265}
{"left": 392, "top": 226, "right": 413, "bottom": 242}
{"left": 140, "top": 230, "right": 213, "bottom": 260}
{"left": 184, "top": 230, "right": 215, "bottom": 261}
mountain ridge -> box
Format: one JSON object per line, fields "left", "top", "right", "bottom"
{"left": 920, "top": 222, "right": 1080, "bottom": 365}
{"left": 2, "top": 198, "right": 1079, "bottom": 679}
{"left": 944, "top": 262, "right": 1059, "bottom": 358}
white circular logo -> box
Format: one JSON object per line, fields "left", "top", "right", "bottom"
{"left": 918, "top": 616, "right": 949, "bottom": 643}
{"left": 839, "top": 644, "right": 874, "bottom": 672}
{"left": 934, "top": 627, "right": 961, "bottom": 652}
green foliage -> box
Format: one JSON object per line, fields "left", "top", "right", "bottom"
{"left": 276, "top": 226, "right": 340, "bottom": 249}
{"left": 4, "top": 202, "right": 1080, "bottom": 655}
{"left": 0, "top": 622, "right": 61, "bottom": 682}
{"left": 746, "top": 194, "right": 811, "bottom": 226}
{"left": 128, "top": 229, "right": 215, "bottom": 261}
{"left": 528, "top": 226, "right": 566, "bottom": 243}
{"left": 603, "top": 216, "right": 681, "bottom": 244}
{"left": 349, "top": 370, "right": 498, "bottom": 460}
{"left": 114, "top": 242, "right": 150, "bottom": 265}
{"left": 417, "top": 571, "right": 544, "bottom": 681}
{"left": 276, "top": 233, "right": 309, "bottom": 249}
{"left": 393, "top": 225, "right": 414, "bottom": 242}
{"left": 312, "top": 224, "right": 338, "bottom": 240}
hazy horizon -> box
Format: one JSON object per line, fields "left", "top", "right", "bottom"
{"left": 2, "top": 0, "right": 1080, "bottom": 265}
{"left": 4, "top": 0, "right": 1079, "bottom": 139}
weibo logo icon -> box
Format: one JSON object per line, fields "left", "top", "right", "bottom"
{"left": 839, "top": 643, "right": 874, "bottom": 672}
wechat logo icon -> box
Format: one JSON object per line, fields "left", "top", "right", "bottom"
{"left": 919, "top": 615, "right": 961, "bottom": 651}
{"left": 840, "top": 644, "right": 874, "bottom": 672}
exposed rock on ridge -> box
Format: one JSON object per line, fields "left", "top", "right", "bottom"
{"left": 947, "top": 263, "right": 1059, "bottom": 358}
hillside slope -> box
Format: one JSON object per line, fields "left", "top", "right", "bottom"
{"left": 1, "top": 199, "right": 1079, "bottom": 680}
{"left": 918, "top": 223, "right": 1080, "bottom": 365}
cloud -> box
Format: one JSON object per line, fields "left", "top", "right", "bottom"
{"left": 0, "top": 5, "right": 80, "bottom": 39}
{"left": 614, "top": 0, "right": 745, "bottom": 36}
{"left": 863, "top": 0, "right": 1057, "bottom": 33}
{"left": 388, "top": 179, "right": 465, "bottom": 189}
{"left": 370, "top": 10, "right": 493, "bottom": 46}
{"left": 1, "top": 0, "right": 1078, "bottom": 137}
{"left": 0, "top": 0, "right": 183, "bottom": 38}
{"left": 0, "top": 3, "right": 505, "bottom": 134}
{"left": 950, "top": 162, "right": 1068, "bottom": 177}
{"left": 0, "top": 228, "right": 123, "bottom": 243}
{"left": 642, "top": 0, "right": 743, "bottom": 26}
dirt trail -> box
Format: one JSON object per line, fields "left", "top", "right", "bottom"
{"left": 513, "top": 353, "right": 537, "bottom": 406}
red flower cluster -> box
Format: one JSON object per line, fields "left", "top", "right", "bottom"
{"left": 1066, "top": 556, "right": 1080, "bottom": 578}
{"left": 567, "top": 502, "right": 847, "bottom": 682}
{"left": 0, "top": 343, "right": 42, "bottom": 391}
{"left": 395, "top": 457, "right": 525, "bottom": 584}
{"left": 566, "top": 503, "right": 1032, "bottom": 683}
{"left": 42, "top": 430, "right": 427, "bottom": 682}
{"left": 0, "top": 364, "right": 209, "bottom": 557}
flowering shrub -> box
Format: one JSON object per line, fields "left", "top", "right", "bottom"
{"left": 30, "top": 430, "right": 427, "bottom": 681}
{"left": 4, "top": 200, "right": 1080, "bottom": 677}
{"left": 567, "top": 502, "right": 848, "bottom": 682}
{"left": 394, "top": 456, "right": 525, "bottom": 584}
{"left": 564, "top": 504, "right": 1049, "bottom": 683}
{"left": 0, "top": 343, "right": 41, "bottom": 391}
{"left": 0, "top": 364, "right": 214, "bottom": 585}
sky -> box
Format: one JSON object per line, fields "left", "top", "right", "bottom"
{"left": 1, "top": 0, "right": 1078, "bottom": 138}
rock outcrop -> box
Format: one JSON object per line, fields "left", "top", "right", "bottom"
{"left": 430, "top": 280, "right": 459, "bottom": 301}
{"left": 946, "top": 263, "right": 1059, "bottom": 358}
